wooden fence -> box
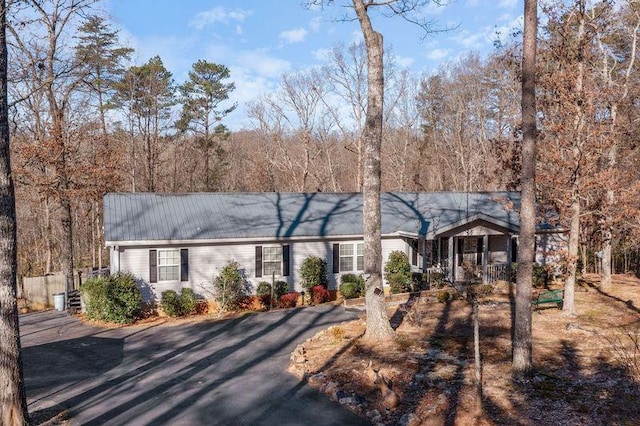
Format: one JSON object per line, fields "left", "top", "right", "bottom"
{"left": 20, "top": 274, "right": 69, "bottom": 310}
{"left": 20, "top": 268, "right": 108, "bottom": 310}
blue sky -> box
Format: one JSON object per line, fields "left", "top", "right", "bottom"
{"left": 104, "top": 0, "right": 523, "bottom": 129}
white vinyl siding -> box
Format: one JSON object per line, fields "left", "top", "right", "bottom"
{"left": 110, "top": 236, "right": 411, "bottom": 301}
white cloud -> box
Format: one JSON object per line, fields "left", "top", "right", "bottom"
{"left": 236, "top": 25, "right": 243, "bottom": 35}
{"left": 451, "top": 14, "right": 523, "bottom": 51}
{"left": 350, "top": 30, "right": 364, "bottom": 44}
{"left": 310, "top": 16, "right": 322, "bottom": 32}
{"left": 236, "top": 50, "right": 291, "bottom": 79}
{"left": 312, "top": 48, "right": 331, "bottom": 62}
{"left": 451, "top": 29, "right": 485, "bottom": 49}
{"left": 396, "top": 55, "right": 415, "bottom": 68}
{"left": 498, "top": 0, "right": 518, "bottom": 8}
{"left": 278, "top": 28, "right": 308, "bottom": 44}
{"left": 189, "top": 7, "right": 251, "bottom": 30}
{"left": 425, "top": 48, "right": 450, "bottom": 61}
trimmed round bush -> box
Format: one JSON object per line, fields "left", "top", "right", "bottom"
{"left": 181, "top": 288, "right": 197, "bottom": 315}
{"left": 300, "top": 256, "right": 328, "bottom": 292}
{"left": 161, "top": 290, "right": 182, "bottom": 317}
{"left": 385, "top": 251, "right": 412, "bottom": 294}
{"left": 273, "top": 280, "right": 290, "bottom": 299}
{"left": 81, "top": 272, "right": 142, "bottom": 324}
{"left": 256, "top": 281, "right": 272, "bottom": 297}
{"left": 340, "top": 273, "right": 365, "bottom": 298}
{"left": 339, "top": 282, "right": 360, "bottom": 299}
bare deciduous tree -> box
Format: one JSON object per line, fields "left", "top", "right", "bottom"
{"left": 513, "top": 0, "right": 537, "bottom": 376}
{"left": 0, "top": 0, "right": 29, "bottom": 422}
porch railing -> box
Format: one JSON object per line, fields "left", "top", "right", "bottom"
{"left": 486, "top": 263, "right": 509, "bottom": 283}
{"left": 420, "top": 262, "right": 510, "bottom": 285}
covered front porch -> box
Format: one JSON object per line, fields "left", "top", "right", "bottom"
{"left": 406, "top": 214, "right": 518, "bottom": 285}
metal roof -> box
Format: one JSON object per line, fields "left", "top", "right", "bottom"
{"left": 103, "top": 192, "right": 521, "bottom": 244}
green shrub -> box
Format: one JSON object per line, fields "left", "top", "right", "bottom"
{"left": 180, "top": 288, "right": 197, "bottom": 315}
{"left": 300, "top": 256, "right": 328, "bottom": 292}
{"left": 274, "top": 281, "right": 290, "bottom": 299}
{"left": 81, "top": 276, "right": 109, "bottom": 320}
{"left": 255, "top": 281, "right": 289, "bottom": 310}
{"left": 256, "top": 281, "right": 273, "bottom": 310}
{"left": 385, "top": 251, "right": 412, "bottom": 294}
{"left": 159, "top": 288, "right": 198, "bottom": 317}
{"left": 341, "top": 273, "right": 365, "bottom": 293}
{"left": 80, "top": 272, "right": 142, "bottom": 324}
{"left": 339, "top": 282, "right": 360, "bottom": 299}
{"left": 256, "top": 281, "right": 272, "bottom": 297}
{"left": 310, "top": 285, "right": 330, "bottom": 305}
{"left": 161, "top": 290, "right": 182, "bottom": 317}
{"left": 509, "top": 263, "right": 550, "bottom": 287}
{"left": 213, "top": 261, "right": 250, "bottom": 311}
{"left": 533, "top": 265, "right": 549, "bottom": 288}
{"left": 339, "top": 273, "right": 365, "bottom": 299}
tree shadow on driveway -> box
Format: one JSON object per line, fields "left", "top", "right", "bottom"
{"left": 24, "top": 305, "right": 368, "bottom": 425}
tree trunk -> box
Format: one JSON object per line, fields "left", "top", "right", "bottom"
{"left": 601, "top": 227, "right": 612, "bottom": 289}
{"left": 60, "top": 191, "right": 75, "bottom": 302}
{"left": 354, "top": 0, "right": 394, "bottom": 341}
{"left": 473, "top": 298, "right": 482, "bottom": 415}
{"left": 0, "top": 0, "right": 29, "bottom": 421}
{"left": 563, "top": 194, "right": 580, "bottom": 315}
{"left": 563, "top": 1, "right": 586, "bottom": 315}
{"left": 513, "top": 0, "right": 537, "bottom": 377}
{"left": 44, "top": 196, "right": 52, "bottom": 274}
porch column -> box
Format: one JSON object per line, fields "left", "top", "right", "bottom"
{"left": 421, "top": 236, "right": 427, "bottom": 272}
{"left": 482, "top": 234, "right": 489, "bottom": 284}
{"left": 506, "top": 236, "right": 512, "bottom": 282}
{"left": 448, "top": 236, "right": 454, "bottom": 282}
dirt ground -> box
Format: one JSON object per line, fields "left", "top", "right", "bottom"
{"left": 289, "top": 274, "right": 640, "bottom": 425}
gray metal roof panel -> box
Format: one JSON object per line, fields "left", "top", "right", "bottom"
{"left": 103, "top": 192, "right": 521, "bottom": 243}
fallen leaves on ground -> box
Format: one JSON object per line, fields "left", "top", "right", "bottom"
{"left": 289, "top": 274, "right": 640, "bottom": 425}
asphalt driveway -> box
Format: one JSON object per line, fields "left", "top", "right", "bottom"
{"left": 21, "top": 305, "right": 369, "bottom": 425}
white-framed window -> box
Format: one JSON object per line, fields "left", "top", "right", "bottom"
{"left": 339, "top": 242, "right": 364, "bottom": 272}
{"left": 263, "top": 245, "right": 283, "bottom": 276}
{"left": 158, "top": 249, "right": 180, "bottom": 281}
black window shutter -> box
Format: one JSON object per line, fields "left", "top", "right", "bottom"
{"left": 180, "top": 249, "right": 189, "bottom": 282}
{"left": 333, "top": 243, "right": 340, "bottom": 273}
{"left": 411, "top": 240, "right": 418, "bottom": 266}
{"left": 255, "top": 246, "right": 263, "bottom": 278}
{"left": 477, "top": 237, "right": 483, "bottom": 265}
{"left": 149, "top": 250, "right": 157, "bottom": 283}
{"left": 282, "top": 245, "right": 290, "bottom": 276}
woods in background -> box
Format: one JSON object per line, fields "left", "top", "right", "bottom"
{"left": 6, "top": 0, "right": 640, "bottom": 282}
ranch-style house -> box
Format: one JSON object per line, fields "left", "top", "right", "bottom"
{"left": 104, "top": 191, "right": 563, "bottom": 301}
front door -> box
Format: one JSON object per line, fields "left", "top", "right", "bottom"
{"left": 456, "top": 236, "right": 483, "bottom": 282}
